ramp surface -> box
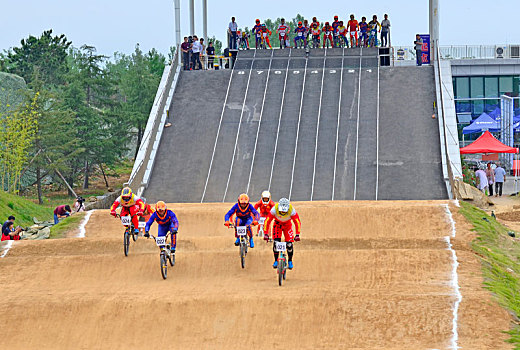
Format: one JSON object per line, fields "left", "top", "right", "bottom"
{"left": 145, "top": 49, "right": 446, "bottom": 203}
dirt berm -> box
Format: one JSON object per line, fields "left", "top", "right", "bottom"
{"left": 0, "top": 201, "right": 511, "bottom": 349}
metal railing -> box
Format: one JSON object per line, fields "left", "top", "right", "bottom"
{"left": 393, "top": 44, "right": 520, "bottom": 61}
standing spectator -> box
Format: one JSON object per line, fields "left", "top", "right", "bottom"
{"left": 206, "top": 41, "right": 215, "bottom": 69}
{"left": 74, "top": 196, "right": 85, "bottom": 212}
{"left": 54, "top": 205, "right": 72, "bottom": 225}
{"left": 494, "top": 163, "right": 507, "bottom": 196}
{"left": 485, "top": 163, "right": 495, "bottom": 196}
{"left": 1, "top": 221, "right": 22, "bottom": 241}
{"left": 414, "top": 34, "right": 423, "bottom": 66}
{"left": 2, "top": 216, "right": 15, "bottom": 235}
{"left": 181, "top": 37, "right": 191, "bottom": 70}
{"left": 381, "top": 14, "right": 391, "bottom": 47}
{"left": 191, "top": 35, "right": 203, "bottom": 70}
{"left": 228, "top": 17, "right": 238, "bottom": 49}
{"left": 199, "top": 38, "right": 206, "bottom": 67}
{"left": 475, "top": 166, "right": 489, "bottom": 194}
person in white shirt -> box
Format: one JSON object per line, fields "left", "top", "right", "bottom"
{"left": 475, "top": 166, "right": 489, "bottom": 193}
{"left": 380, "top": 14, "right": 391, "bottom": 47}
{"left": 494, "top": 164, "right": 507, "bottom": 196}
{"left": 228, "top": 17, "right": 238, "bottom": 49}
{"left": 191, "top": 35, "right": 203, "bottom": 70}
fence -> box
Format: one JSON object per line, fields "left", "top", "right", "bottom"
{"left": 394, "top": 45, "right": 519, "bottom": 61}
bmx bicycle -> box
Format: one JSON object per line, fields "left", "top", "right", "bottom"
{"left": 150, "top": 231, "right": 176, "bottom": 280}
{"left": 257, "top": 217, "right": 266, "bottom": 238}
{"left": 274, "top": 240, "right": 288, "bottom": 286}
{"left": 117, "top": 214, "right": 139, "bottom": 257}
{"left": 229, "top": 223, "right": 253, "bottom": 269}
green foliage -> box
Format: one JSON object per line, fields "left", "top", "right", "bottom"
{"left": 459, "top": 201, "right": 520, "bottom": 346}
{"left": 0, "top": 190, "right": 53, "bottom": 227}
{"left": 206, "top": 36, "right": 223, "bottom": 56}
{"left": 4, "top": 29, "right": 71, "bottom": 85}
{"left": 0, "top": 72, "right": 27, "bottom": 114}
{"left": 50, "top": 212, "right": 86, "bottom": 238}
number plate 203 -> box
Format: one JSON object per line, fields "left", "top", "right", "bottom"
{"left": 275, "top": 242, "right": 287, "bottom": 252}
{"left": 236, "top": 226, "right": 247, "bottom": 236}
{"left": 155, "top": 237, "right": 166, "bottom": 246}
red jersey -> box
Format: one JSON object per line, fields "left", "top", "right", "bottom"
{"left": 254, "top": 199, "right": 275, "bottom": 217}
{"left": 277, "top": 24, "right": 290, "bottom": 36}
{"left": 322, "top": 25, "right": 333, "bottom": 36}
{"left": 347, "top": 20, "right": 358, "bottom": 32}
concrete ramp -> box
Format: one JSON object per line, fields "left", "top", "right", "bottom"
{"left": 145, "top": 49, "right": 447, "bottom": 202}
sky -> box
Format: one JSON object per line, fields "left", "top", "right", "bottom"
{"left": 1, "top": 0, "right": 519, "bottom": 57}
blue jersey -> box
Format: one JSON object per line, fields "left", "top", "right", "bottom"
{"left": 145, "top": 209, "right": 179, "bottom": 232}
{"left": 294, "top": 26, "right": 306, "bottom": 38}
{"left": 225, "top": 203, "right": 259, "bottom": 222}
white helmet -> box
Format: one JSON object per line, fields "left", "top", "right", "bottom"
{"left": 261, "top": 190, "right": 271, "bottom": 204}
{"left": 278, "top": 198, "right": 290, "bottom": 214}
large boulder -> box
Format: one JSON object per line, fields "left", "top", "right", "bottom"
{"left": 453, "top": 178, "right": 494, "bottom": 208}
{"left": 34, "top": 227, "right": 51, "bottom": 240}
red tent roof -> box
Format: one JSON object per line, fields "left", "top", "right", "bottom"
{"left": 460, "top": 130, "right": 519, "bottom": 154}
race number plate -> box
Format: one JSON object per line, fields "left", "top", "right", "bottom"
{"left": 259, "top": 217, "right": 266, "bottom": 226}
{"left": 275, "top": 241, "right": 287, "bottom": 252}
{"left": 155, "top": 236, "right": 166, "bottom": 246}
{"left": 236, "top": 226, "right": 247, "bottom": 236}
{"left": 121, "top": 216, "right": 131, "bottom": 226}
{"left": 138, "top": 222, "right": 146, "bottom": 229}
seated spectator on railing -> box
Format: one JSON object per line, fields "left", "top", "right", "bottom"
{"left": 181, "top": 37, "right": 191, "bottom": 70}
{"left": 228, "top": 17, "right": 238, "bottom": 49}
{"left": 206, "top": 42, "right": 215, "bottom": 69}
{"left": 191, "top": 35, "right": 203, "bottom": 70}
{"left": 381, "top": 14, "right": 391, "bottom": 47}
{"left": 1, "top": 221, "right": 22, "bottom": 241}
{"left": 54, "top": 205, "right": 72, "bottom": 225}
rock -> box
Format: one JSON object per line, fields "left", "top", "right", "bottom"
{"left": 506, "top": 267, "right": 514, "bottom": 274}
{"left": 34, "top": 227, "right": 50, "bottom": 240}
{"left": 453, "top": 179, "right": 494, "bottom": 208}
{"left": 508, "top": 231, "right": 516, "bottom": 238}
{"left": 88, "top": 196, "right": 98, "bottom": 202}
{"left": 33, "top": 217, "right": 42, "bottom": 224}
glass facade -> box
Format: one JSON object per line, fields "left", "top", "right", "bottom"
{"left": 453, "top": 75, "right": 520, "bottom": 144}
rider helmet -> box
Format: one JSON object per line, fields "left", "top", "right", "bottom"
{"left": 339, "top": 21, "right": 343, "bottom": 25}
{"left": 156, "top": 201, "right": 167, "bottom": 218}
{"left": 298, "top": 21, "right": 303, "bottom": 26}
{"left": 325, "top": 21, "right": 330, "bottom": 26}
{"left": 121, "top": 187, "right": 133, "bottom": 201}
{"left": 334, "top": 15, "right": 339, "bottom": 20}
{"left": 261, "top": 191, "right": 271, "bottom": 204}
{"left": 261, "top": 24, "right": 266, "bottom": 28}
{"left": 278, "top": 198, "right": 290, "bottom": 215}
{"left": 238, "top": 193, "right": 250, "bottom": 210}
{"left": 256, "top": 19, "right": 260, "bottom": 23}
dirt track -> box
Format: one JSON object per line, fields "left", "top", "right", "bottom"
{"left": 0, "top": 201, "right": 511, "bottom": 349}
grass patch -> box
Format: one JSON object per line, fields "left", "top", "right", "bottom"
{"left": 0, "top": 190, "right": 53, "bottom": 227}
{"left": 49, "top": 212, "right": 86, "bottom": 239}
{"left": 459, "top": 201, "right": 520, "bottom": 346}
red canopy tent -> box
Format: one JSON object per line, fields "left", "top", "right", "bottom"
{"left": 459, "top": 131, "right": 518, "bottom": 154}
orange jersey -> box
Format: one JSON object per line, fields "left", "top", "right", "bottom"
{"left": 347, "top": 20, "right": 358, "bottom": 32}
{"left": 254, "top": 199, "right": 275, "bottom": 217}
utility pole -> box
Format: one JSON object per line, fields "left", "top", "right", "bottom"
{"left": 429, "top": 0, "right": 440, "bottom": 61}
{"left": 202, "top": 0, "right": 208, "bottom": 41}
{"left": 174, "top": 0, "right": 181, "bottom": 63}
{"left": 190, "top": 0, "right": 195, "bottom": 35}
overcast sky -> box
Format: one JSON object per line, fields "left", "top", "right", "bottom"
{"left": 1, "top": 0, "right": 518, "bottom": 57}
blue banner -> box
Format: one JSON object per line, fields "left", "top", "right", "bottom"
{"left": 419, "top": 34, "right": 431, "bottom": 64}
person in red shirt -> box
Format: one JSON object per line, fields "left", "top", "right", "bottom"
{"left": 277, "top": 18, "right": 290, "bottom": 49}
{"left": 260, "top": 24, "right": 272, "bottom": 49}
{"left": 347, "top": 14, "right": 359, "bottom": 47}
{"left": 110, "top": 187, "right": 144, "bottom": 235}
{"left": 253, "top": 191, "right": 275, "bottom": 236}
{"left": 322, "top": 22, "right": 334, "bottom": 48}
{"left": 139, "top": 199, "right": 155, "bottom": 233}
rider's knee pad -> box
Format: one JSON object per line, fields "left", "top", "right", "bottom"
{"left": 287, "top": 242, "right": 293, "bottom": 254}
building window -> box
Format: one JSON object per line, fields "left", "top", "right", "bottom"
{"left": 484, "top": 77, "right": 498, "bottom": 98}
{"left": 455, "top": 77, "right": 470, "bottom": 99}
{"left": 499, "top": 76, "right": 514, "bottom": 96}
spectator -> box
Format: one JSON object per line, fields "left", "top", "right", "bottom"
{"left": 1, "top": 221, "right": 22, "bottom": 241}
{"left": 74, "top": 196, "right": 85, "bottom": 213}
{"left": 414, "top": 34, "right": 423, "bottom": 66}
{"left": 191, "top": 35, "right": 203, "bottom": 70}
{"left": 181, "top": 37, "right": 191, "bottom": 70}
{"left": 206, "top": 41, "right": 215, "bottom": 69}
{"left": 475, "top": 166, "right": 489, "bottom": 194}
{"left": 54, "top": 205, "right": 72, "bottom": 225}
{"left": 494, "top": 163, "right": 506, "bottom": 196}
{"left": 2, "top": 215, "right": 15, "bottom": 235}
{"left": 228, "top": 17, "right": 238, "bottom": 49}
{"left": 485, "top": 163, "right": 495, "bottom": 196}
{"left": 381, "top": 14, "right": 391, "bottom": 47}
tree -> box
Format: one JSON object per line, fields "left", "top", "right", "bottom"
{"left": 207, "top": 36, "right": 223, "bottom": 56}
{"left": 4, "top": 30, "right": 71, "bottom": 86}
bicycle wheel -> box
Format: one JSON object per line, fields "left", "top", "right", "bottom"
{"left": 240, "top": 241, "right": 245, "bottom": 269}
{"left": 132, "top": 231, "right": 137, "bottom": 242}
{"left": 123, "top": 231, "right": 130, "bottom": 257}
{"left": 160, "top": 252, "right": 168, "bottom": 279}
{"left": 277, "top": 258, "right": 284, "bottom": 286}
